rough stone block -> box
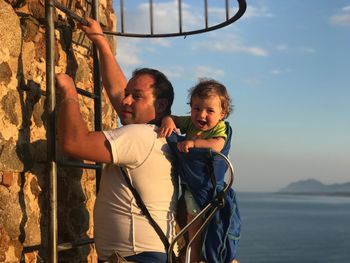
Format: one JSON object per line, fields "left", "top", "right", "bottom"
{"left": 21, "top": 16, "right": 40, "bottom": 42}
{"left": 1, "top": 90, "right": 19, "bottom": 126}
{"left": 0, "top": 0, "right": 21, "bottom": 57}
{"left": 0, "top": 138, "right": 24, "bottom": 172}
{"left": 1, "top": 172, "right": 13, "bottom": 187}
{"left": 0, "top": 62, "right": 12, "bottom": 85}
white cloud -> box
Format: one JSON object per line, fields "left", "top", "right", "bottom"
{"left": 242, "top": 5, "right": 274, "bottom": 19}
{"left": 206, "top": 7, "right": 232, "bottom": 26}
{"left": 242, "top": 76, "right": 261, "bottom": 86}
{"left": 269, "top": 68, "right": 293, "bottom": 75}
{"left": 194, "top": 66, "right": 225, "bottom": 79}
{"left": 161, "top": 66, "right": 225, "bottom": 80}
{"left": 116, "top": 39, "right": 143, "bottom": 67}
{"left": 116, "top": 37, "right": 171, "bottom": 69}
{"left": 270, "top": 69, "right": 282, "bottom": 75}
{"left": 148, "top": 38, "right": 171, "bottom": 47}
{"left": 274, "top": 45, "right": 314, "bottom": 54}
{"left": 329, "top": 5, "right": 350, "bottom": 26}
{"left": 238, "top": 46, "right": 268, "bottom": 56}
{"left": 192, "top": 35, "right": 268, "bottom": 57}
{"left": 275, "top": 44, "right": 288, "bottom": 51}
{"left": 299, "top": 47, "right": 316, "bottom": 53}
{"left": 162, "top": 66, "right": 187, "bottom": 79}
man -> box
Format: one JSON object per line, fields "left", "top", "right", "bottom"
{"left": 56, "top": 18, "right": 177, "bottom": 263}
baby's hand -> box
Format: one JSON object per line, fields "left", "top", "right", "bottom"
{"left": 177, "top": 140, "right": 195, "bottom": 153}
{"left": 159, "top": 116, "right": 177, "bottom": 138}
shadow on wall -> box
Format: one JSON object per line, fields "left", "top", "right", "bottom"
{"left": 12, "top": 10, "right": 93, "bottom": 263}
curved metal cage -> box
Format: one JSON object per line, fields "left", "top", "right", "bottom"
{"left": 168, "top": 151, "right": 235, "bottom": 263}
{"left": 53, "top": 0, "right": 247, "bottom": 38}
{"left": 106, "top": 0, "right": 247, "bottom": 38}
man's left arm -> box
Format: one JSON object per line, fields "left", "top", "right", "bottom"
{"left": 56, "top": 73, "right": 113, "bottom": 163}
{"left": 79, "top": 18, "right": 127, "bottom": 114}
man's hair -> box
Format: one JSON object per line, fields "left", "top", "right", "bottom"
{"left": 188, "top": 79, "right": 233, "bottom": 118}
{"left": 132, "top": 68, "right": 174, "bottom": 116}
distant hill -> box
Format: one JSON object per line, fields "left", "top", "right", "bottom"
{"left": 279, "top": 179, "right": 350, "bottom": 196}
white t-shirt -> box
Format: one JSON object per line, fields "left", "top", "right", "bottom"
{"left": 94, "top": 124, "right": 178, "bottom": 260}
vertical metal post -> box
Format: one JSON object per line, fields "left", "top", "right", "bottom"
{"left": 178, "top": 0, "right": 182, "bottom": 33}
{"left": 204, "top": 0, "right": 208, "bottom": 28}
{"left": 225, "top": 0, "right": 229, "bottom": 20}
{"left": 149, "top": 0, "right": 154, "bottom": 35}
{"left": 92, "top": 0, "right": 102, "bottom": 192}
{"left": 45, "top": 0, "right": 57, "bottom": 262}
{"left": 120, "top": 0, "right": 125, "bottom": 33}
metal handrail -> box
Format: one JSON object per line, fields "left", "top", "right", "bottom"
{"left": 107, "top": 0, "right": 247, "bottom": 38}
{"left": 54, "top": 0, "right": 246, "bottom": 38}
{"left": 167, "top": 151, "right": 235, "bottom": 263}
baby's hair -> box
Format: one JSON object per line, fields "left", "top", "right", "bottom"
{"left": 188, "top": 79, "right": 233, "bottom": 118}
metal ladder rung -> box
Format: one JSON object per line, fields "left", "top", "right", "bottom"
{"left": 22, "top": 244, "right": 42, "bottom": 254}
{"left": 58, "top": 160, "right": 102, "bottom": 170}
{"left": 57, "top": 238, "right": 95, "bottom": 252}
{"left": 19, "top": 86, "right": 98, "bottom": 100}
{"left": 76, "top": 87, "right": 100, "bottom": 99}
{"left": 53, "top": 0, "right": 89, "bottom": 26}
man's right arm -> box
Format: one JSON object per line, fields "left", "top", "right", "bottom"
{"left": 79, "top": 18, "right": 127, "bottom": 114}
{"left": 56, "top": 73, "right": 113, "bottom": 163}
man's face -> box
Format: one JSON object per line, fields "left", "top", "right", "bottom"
{"left": 120, "top": 74, "right": 157, "bottom": 125}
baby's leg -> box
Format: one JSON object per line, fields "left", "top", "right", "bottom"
{"left": 181, "top": 190, "right": 204, "bottom": 263}
{"left": 185, "top": 213, "right": 204, "bottom": 263}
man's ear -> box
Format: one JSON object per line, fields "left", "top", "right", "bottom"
{"left": 155, "top": 98, "right": 168, "bottom": 114}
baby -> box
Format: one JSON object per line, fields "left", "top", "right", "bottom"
{"left": 159, "top": 79, "right": 232, "bottom": 152}
{"left": 159, "top": 79, "right": 233, "bottom": 262}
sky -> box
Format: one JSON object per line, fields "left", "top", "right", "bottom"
{"left": 111, "top": 0, "right": 350, "bottom": 192}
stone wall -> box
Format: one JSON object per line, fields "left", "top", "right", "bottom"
{"left": 0, "top": 0, "right": 117, "bottom": 262}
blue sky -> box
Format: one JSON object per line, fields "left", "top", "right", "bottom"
{"left": 113, "top": 0, "right": 350, "bottom": 192}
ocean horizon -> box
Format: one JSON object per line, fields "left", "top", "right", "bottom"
{"left": 235, "top": 192, "right": 350, "bottom": 263}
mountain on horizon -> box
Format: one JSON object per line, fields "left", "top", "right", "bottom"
{"left": 279, "top": 179, "right": 350, "bottom": 194}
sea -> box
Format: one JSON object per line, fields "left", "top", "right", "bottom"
{"left": 235, "top": 192, "right": 350, "bottom": 263}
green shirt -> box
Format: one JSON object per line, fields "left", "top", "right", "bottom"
{"left": 177, "top": 116, "right": 227, "bottom": 141}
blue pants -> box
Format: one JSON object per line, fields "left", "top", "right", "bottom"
{"left": 125, "top": 252, "right": 167, "bottom": 262}
{"left": 98, "top": 252, "right": 167, "bottom": 263}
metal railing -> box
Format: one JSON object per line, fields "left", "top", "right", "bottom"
{"left": 54, "top": 0, "right": 247, "bottom": 38}
{"left": 112, "top": 0, "right": 247, "bottom": 38}
{"left": 167, "top": 152, "right": 235, "bottom": 263}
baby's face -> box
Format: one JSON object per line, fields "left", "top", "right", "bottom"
{"left": 190, "top": 95, "right": 225, "bottom": 131}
